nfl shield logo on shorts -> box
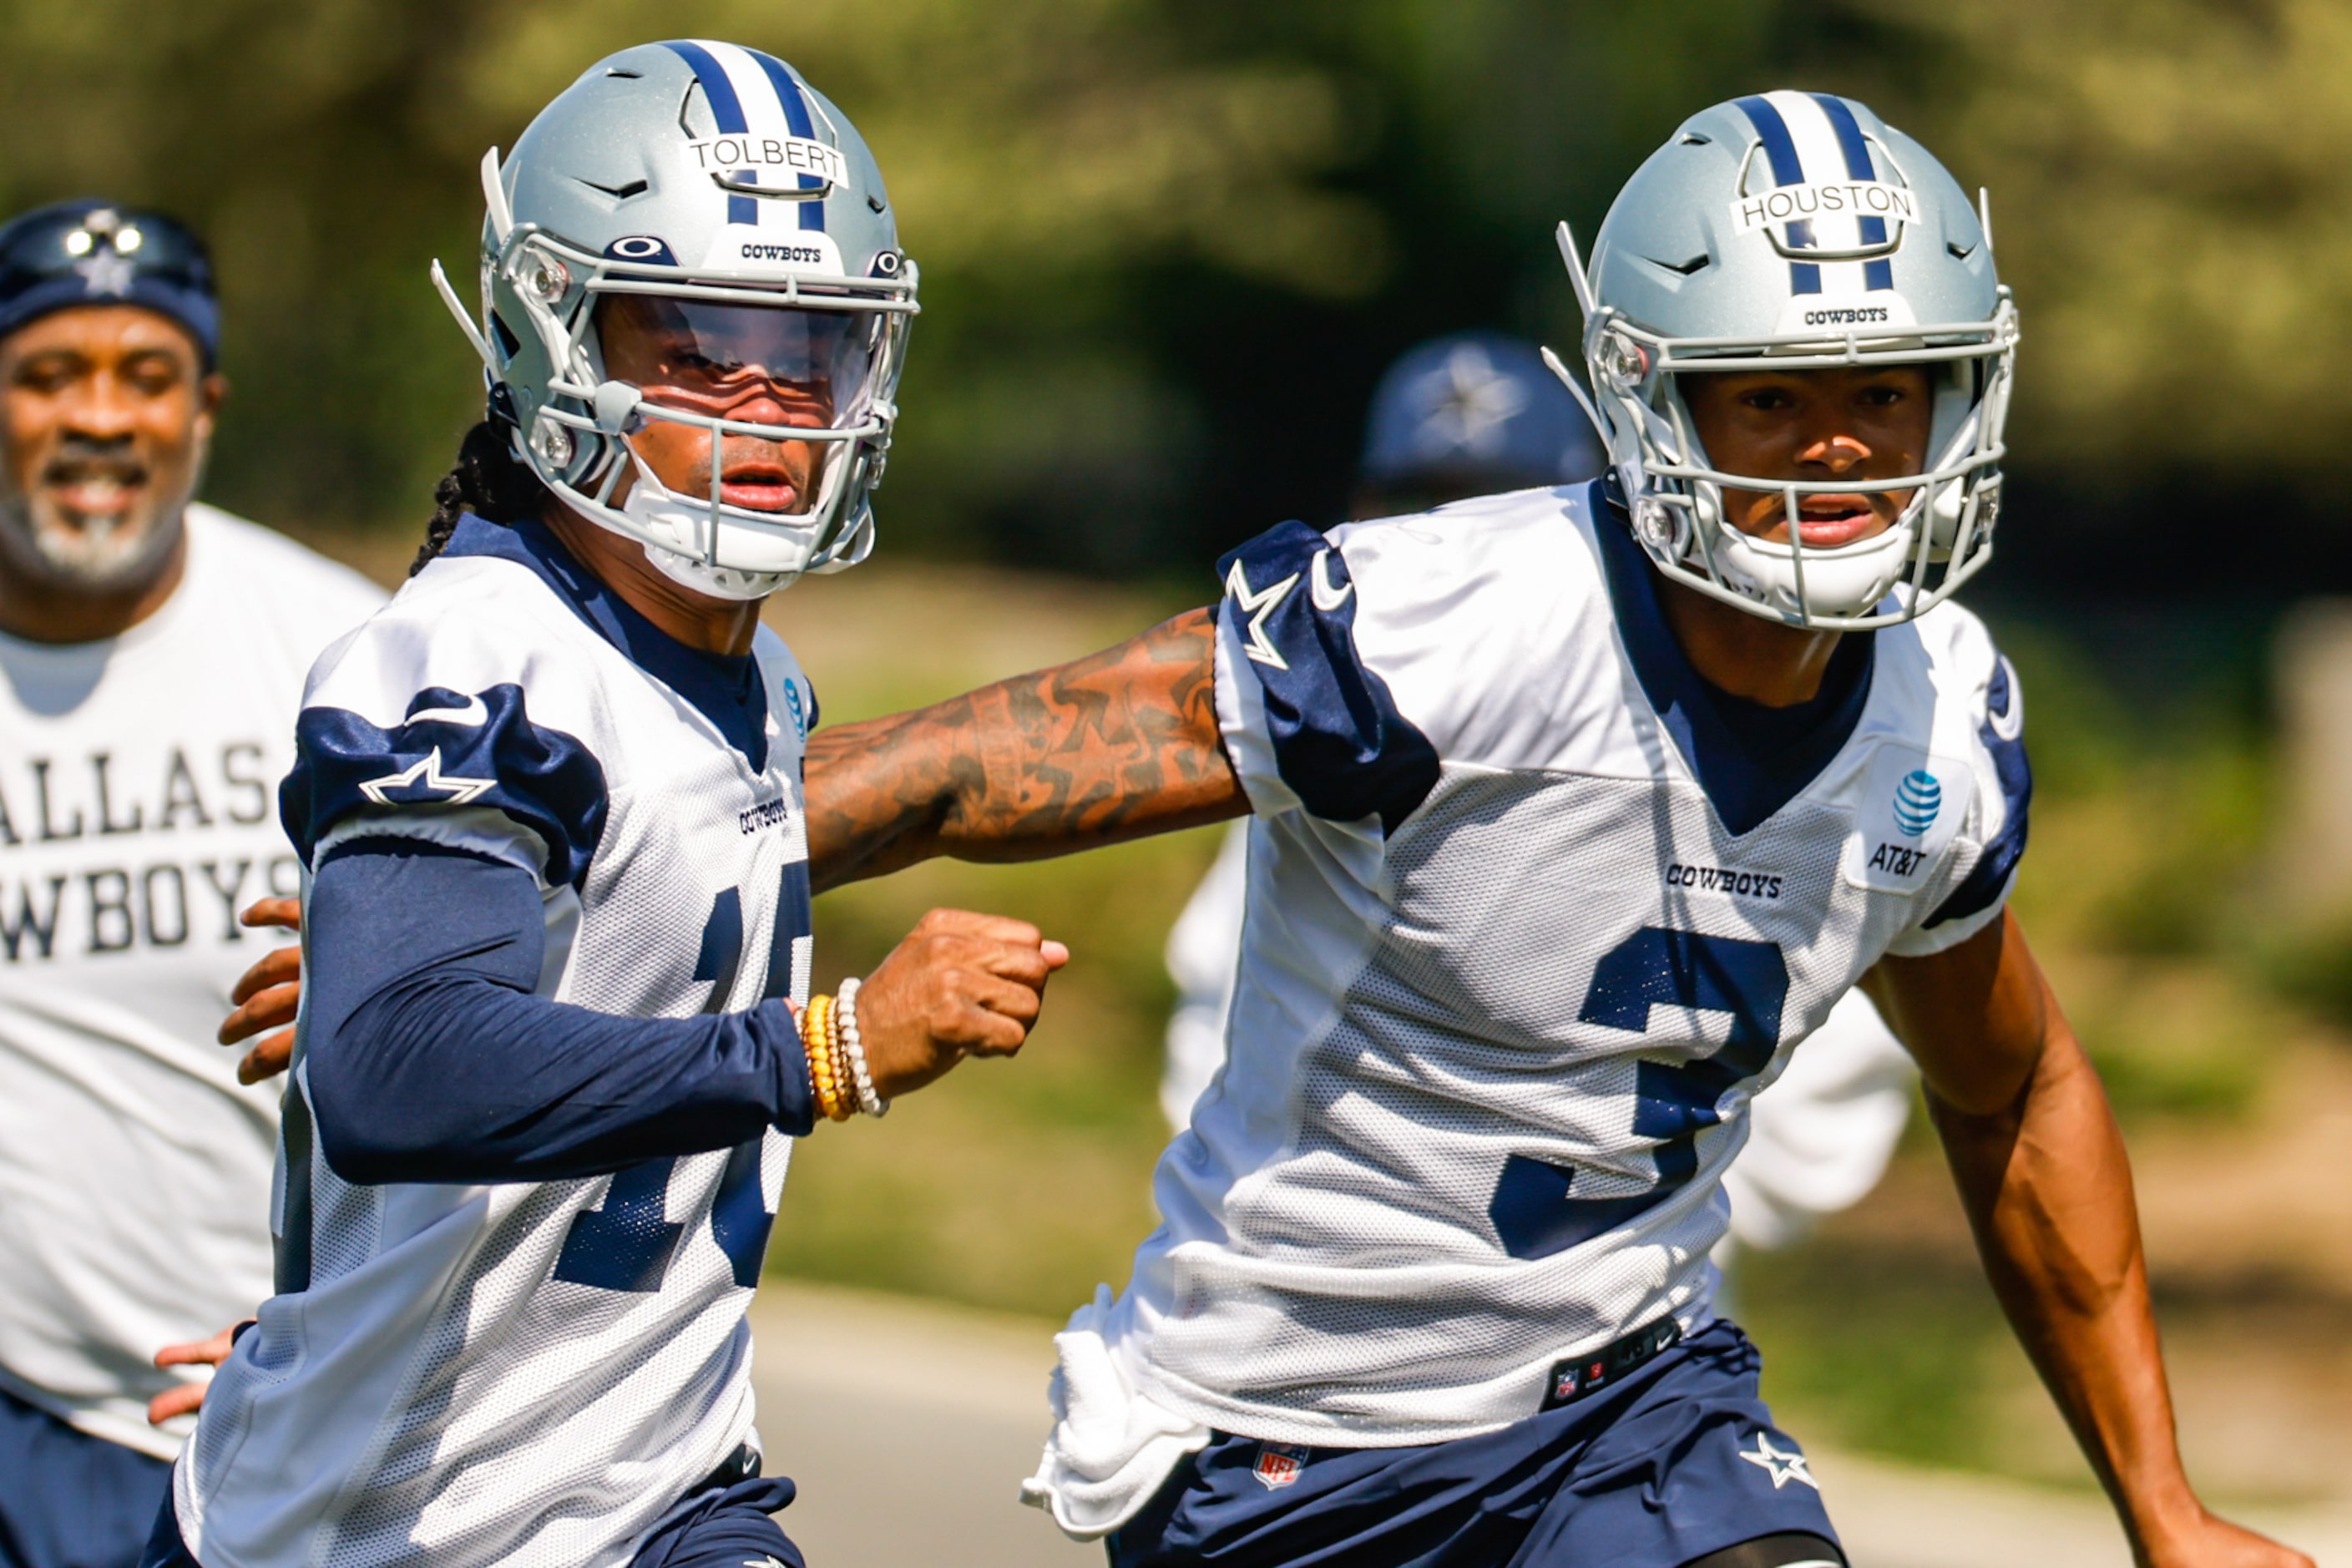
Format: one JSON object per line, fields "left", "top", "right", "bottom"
{"left": 1252, "top": 1442, "right": 1310, "bottom": 1490}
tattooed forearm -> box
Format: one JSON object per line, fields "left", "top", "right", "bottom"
{"left": 802, "top": 608, "right": 1247, "bottom": 892}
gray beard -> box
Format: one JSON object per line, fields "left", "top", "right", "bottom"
{"left": 0, "top": 494, "right": 185, "bottom": 593}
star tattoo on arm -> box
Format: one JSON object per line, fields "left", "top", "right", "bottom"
{"left": 802, "top": 608, "right": 1247, "bottom": 893}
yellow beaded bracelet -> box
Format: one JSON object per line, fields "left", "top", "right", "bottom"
{"left": 804, "top": 994, "right": 848, "bottom": 1121}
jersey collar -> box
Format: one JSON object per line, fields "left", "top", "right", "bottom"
{"left": 441, "top": 513, "right": 771, "bottom": 773}
{"left": 1590, "top": 479, "right": 1875, "bottom": 836}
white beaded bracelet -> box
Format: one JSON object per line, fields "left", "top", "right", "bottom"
{"left": 836, "top": 976, "right": 888, "bottom": 1119}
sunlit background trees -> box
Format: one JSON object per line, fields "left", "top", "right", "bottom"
{"left": 7, "top": 0, "right": 2351, "bottom": 575}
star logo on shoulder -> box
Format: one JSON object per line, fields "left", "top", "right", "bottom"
{"left": 1737, "top": 1430, "right": 1818, "bottom": 1491}
{"left": 359, "top": 747, "right": 494, "bottom": 807}
{"left": 1224, "top": 559, "right": 1299, "bottom": 670}
{"left": 73, "top": 250, "right": 136, "bottom": 298}
{"left": 1421, "top": 340, "right": 1529, "bottom": 456}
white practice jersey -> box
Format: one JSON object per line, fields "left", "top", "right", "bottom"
{"left": 1105, "top": 482, "right": 2027, "bottom": 1449}
{"left": 177, "top": 517, "right": 819, "bottom": 1568}
{"left": 0, "top": 504, "right": 381, "bottom": 1459}
{"left": 1157, "top": 821, "right": 1918, "bottom": 1261}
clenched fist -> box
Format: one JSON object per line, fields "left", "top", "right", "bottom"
{"left": 850, "top": 908, "right": 1070, "bottom": 1100}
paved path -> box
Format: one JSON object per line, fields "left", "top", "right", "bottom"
{"left": 749, "top": 1282, "right": 2352, "bottom": 1567}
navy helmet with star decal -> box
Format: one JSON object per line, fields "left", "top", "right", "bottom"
{"left": 0, "top": 200, "right": 218, "bottom": 367}
{"left": 1358, "top": 331, "right": 1602, "bottom": 514}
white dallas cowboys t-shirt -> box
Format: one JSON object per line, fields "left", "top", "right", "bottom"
{"left": 0, "top": 503, "right": 382, "bottom": 1459}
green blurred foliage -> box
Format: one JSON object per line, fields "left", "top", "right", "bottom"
{"left": 1991, "top": 613, "right": 2279, "bottom": 1122}
{"left": 1737, "top": 1216, "right": 2022, "bottom": 1474}
{"left": 1859, "top": 0, "right": 2352, "bottom": 477}
{"left": 8, "top": 1, "right": 2349, "bottom": 565}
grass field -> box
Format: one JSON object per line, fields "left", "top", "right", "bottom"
{"left": 315, "top": 530, "right": 2352, "bottom": 1504}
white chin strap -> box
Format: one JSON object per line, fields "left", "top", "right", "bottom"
{"left": 615, "top": 453, "right": 813, "bottom": 602}
{"left": 1685, "top": 404, "right": 1984, "bottom": 620}
{"left": 1707, "top": 515, "right": 1917, "bottom": 620}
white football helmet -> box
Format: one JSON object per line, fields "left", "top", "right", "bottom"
{"left": 434, "top": 39, "right": 918, "bottom": 599}
{"left": 1553, "top": 91, "right": 2018, "bottom": 628}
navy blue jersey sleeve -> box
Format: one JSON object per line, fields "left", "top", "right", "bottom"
{"left": 301, "top": 838, "right": 815, "bottom": 1186}
{"left": 281, "top": 683, "right": 609, "bottom": 890}
{"left": 1924, "top": 652, "right": 2031, "bottom": 930}
{"left": 1214, "top": 520, "right": 1439, "bottom": 833}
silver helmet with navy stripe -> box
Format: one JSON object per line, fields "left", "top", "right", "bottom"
{"left": 1555, "top": 90, "right": 2017, "bottom": 628}
{"left": 434, "top": 39, "right": 917, "bottom": 599}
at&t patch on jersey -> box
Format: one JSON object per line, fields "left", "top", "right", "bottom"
{"left": 1842, "top": 741, "right": 1973, "bottom": 893}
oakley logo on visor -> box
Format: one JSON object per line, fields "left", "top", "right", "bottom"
{"left": 607, "top": 235, "right": 676, "bottom": 264}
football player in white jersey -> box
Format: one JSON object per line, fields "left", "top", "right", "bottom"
{"left": 787, "top": 94, "right": 2307, "bottom": 1565}
{"left": 150, "top": 43, "right": 1065, "bottom": 1568}
{"left": 0, "top": 200, "right": 383, "bottom": 1568}
{"left": 1160, "top": 331, "right": 1918, "bottom": 1289}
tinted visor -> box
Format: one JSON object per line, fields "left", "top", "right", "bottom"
{"left": 596, "top": 294, "right": 878, "bottom": 423}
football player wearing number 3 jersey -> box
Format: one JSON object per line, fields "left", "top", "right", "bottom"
{"left": 792, "top": 95, "right": 2309, "bottom": 1567}
{"left": 150, "top": 42, "right": 1067, "bottom": 1568}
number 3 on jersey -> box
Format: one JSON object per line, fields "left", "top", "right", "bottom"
{"left": 1489, "top": 925, "right": 1788, "bottom": 1260}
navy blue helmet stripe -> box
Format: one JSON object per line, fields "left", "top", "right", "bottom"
{"left": 665, "top": 40, "right": 749, "bottom": 131}
{"left": 1810, "top": 93, "right": 1897, "bottom": 291}
{"left": 748, "top": 49, "right": 827, "bottom": 235}
{"left": 1735, "top": 95, "right": 1805, "bottom": 185}
{"left": 664, "top": 40, "right": 759, "bottom": 225}
{"left": 751, "top": 49, "right": 817, "bottom": 139}
{"left": 1808, "top": 94, "right": 1875, "bottom": 180}
{"left": 1736, "top": 94, "right": 1818, "bottom": 296}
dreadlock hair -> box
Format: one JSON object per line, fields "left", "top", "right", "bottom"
{"left": 413, "top": 419, "right": 553, "bottom": 577}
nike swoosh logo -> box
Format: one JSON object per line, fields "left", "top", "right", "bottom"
{"left": 1309, "top": 549, "right": 1353, "bottom": 611}
{"left": 407, "top": 694, "right": 488, "bottom": 727}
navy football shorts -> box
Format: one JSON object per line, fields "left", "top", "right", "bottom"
{"left": 0, "top": 1385, "right": 173, "bottom": 1568}
{"left": 1108, "top": 1319, "right": 1837, "bottom": 1568}
{"left": 137, "top": 1469, "right": 802, "bottom": 1568}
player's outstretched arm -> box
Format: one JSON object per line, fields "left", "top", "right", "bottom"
{"left": 1863, "top": 913, "right": 2312, "bottom": 1568}
{"left": 289, "top": 848, "right": 1063, "bottom": 1181}
{"left": 802, "top": 608, "right": 1248, "bottom": 893}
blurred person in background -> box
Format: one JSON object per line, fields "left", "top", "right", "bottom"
{"left": 0, "top": 200, "right": 382, "bottom": 1568}
{"left": 1158, "top": 332, "right": 1919, "bottom": 1299}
